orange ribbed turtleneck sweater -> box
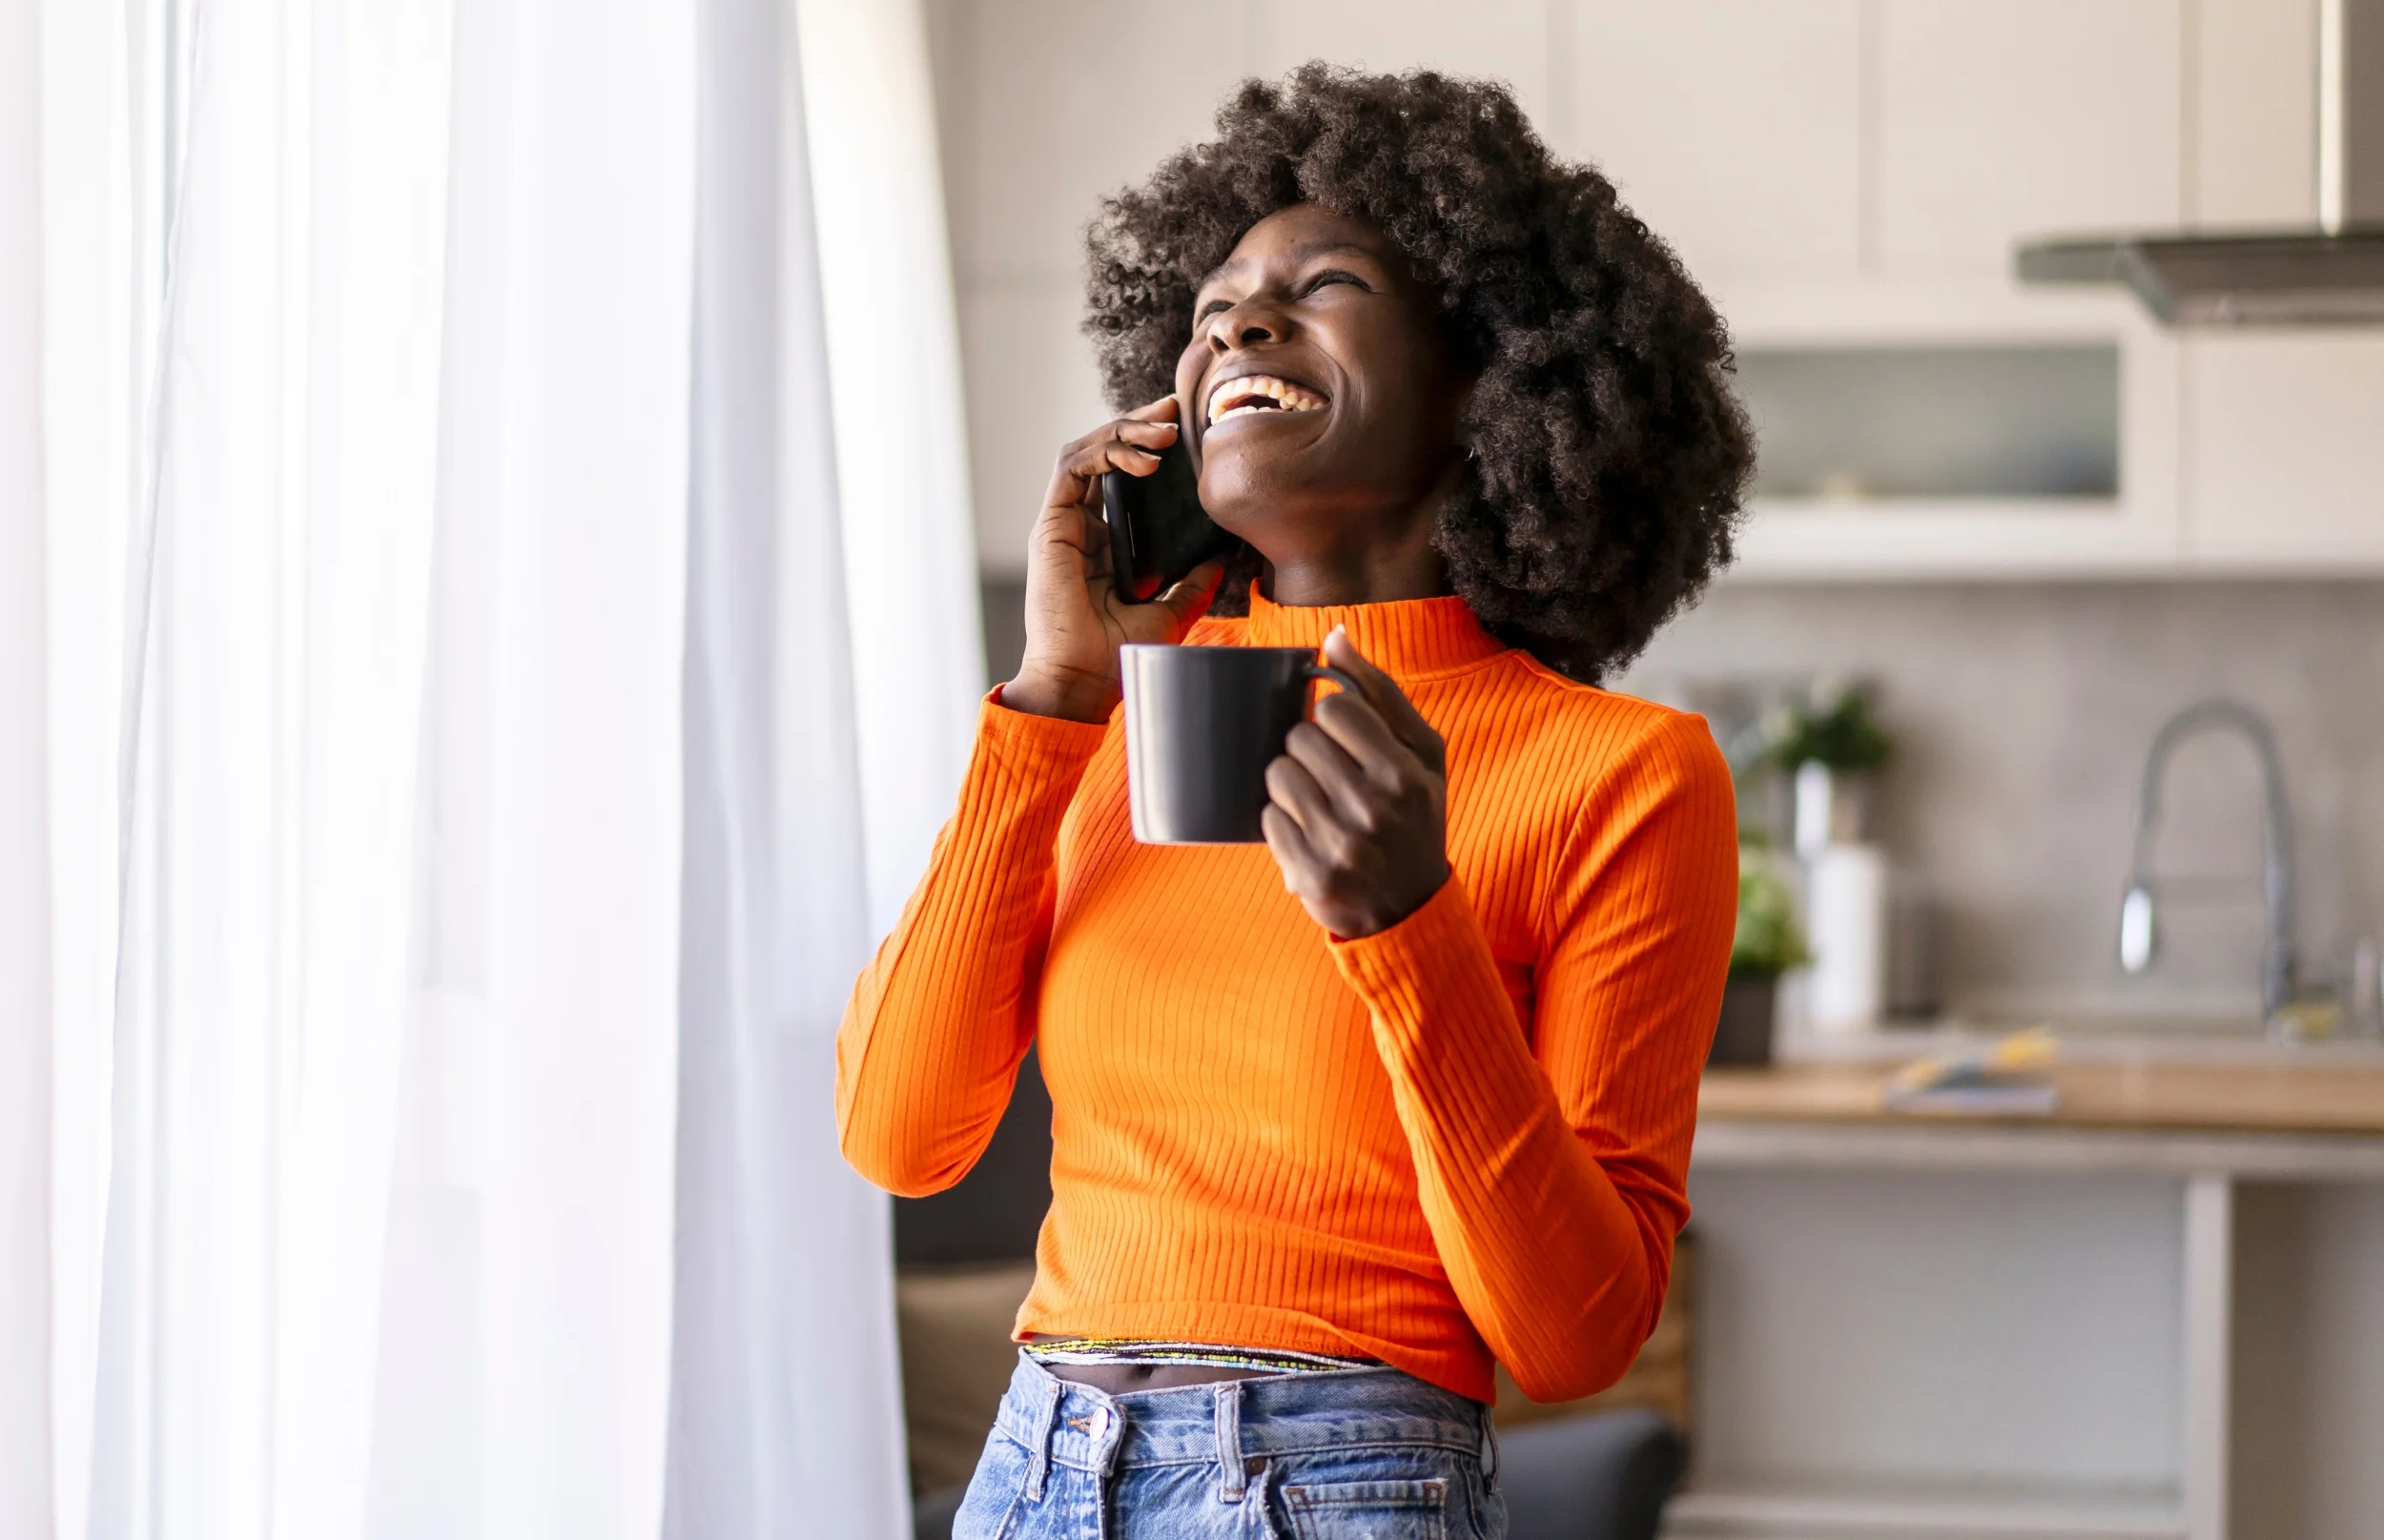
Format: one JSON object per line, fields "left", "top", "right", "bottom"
{"left": 836, "top": 592, "right": 1737, "bottom": 1404}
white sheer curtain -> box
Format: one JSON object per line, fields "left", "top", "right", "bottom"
{"left": 661, "top": 0, "right": 924, "bottom": 1535}
{"left": 3, "top": 0, "right": 979, "bottom": 1533}
{"left": 793, "top": 0, "right": 985, "bottom": 937}
{"left": 3, "top": 3, "right": 54, "bottom": 1533}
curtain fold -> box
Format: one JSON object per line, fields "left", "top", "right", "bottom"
{"left": 10, "top": 0, "right": 977, "bottom": 1533}
{"left": 32, "top": 2, "right": 143, "bottom": 1532}
{"left": 3, "top": 4, "right": 57, "bottom": 1536}
{"left": 793, "top": 0, "right": 987, "bottom": 936}
{"left": 664, "top": 0, "right": 912, "bottom": 1530}
{"left": 367, "top": 0, "right": 694, "bottom": 1534}
{"left": 83, "top": 1, "right": 458, "bottom": 1534}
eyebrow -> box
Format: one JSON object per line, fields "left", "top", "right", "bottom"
{"left": 1196, "top": 240, "right": 1382, "bottom": 293}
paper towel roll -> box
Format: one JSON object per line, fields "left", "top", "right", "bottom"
{"left": 1807, "top": 842, "right": 1888, "bottom": 1035}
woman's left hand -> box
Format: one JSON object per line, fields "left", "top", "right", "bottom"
{"left": 1262, "top": 628, "right": 1451, "bottom": 939}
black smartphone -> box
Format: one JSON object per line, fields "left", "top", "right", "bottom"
{"left": 1100, "top": 440, "right": 1234, "bottom": 604}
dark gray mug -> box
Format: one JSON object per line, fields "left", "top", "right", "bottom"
{"left": 1120, "top": 645, "right": 1360, "bottom": 844}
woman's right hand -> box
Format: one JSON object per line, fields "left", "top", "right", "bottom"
{"left": 1002, "top": 396, "right": 1226, "bottom": 723}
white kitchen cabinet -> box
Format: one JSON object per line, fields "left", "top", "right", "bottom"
{"left": 931, "top": 0, "right": 2381, "bottom": 583}
{"left": 1250, "top": 6, "right": 1556, "bottom": 130}
{"left": 1680, "top": 1119, "right": 2384, "bottom": 1540}
{"left": 1877, "top": 0, "right": 2183, "bottom": 278}
{"left": 1727, "top": 281, "right": 2183, "bottom": 579}
{"left": 2191, "top": 0, "right": 2318, "bottom": 227}
{"left": 2186, "top": 336, "right": 2384, "bottom": 568}
{"left": 1564, "top": 1, "right": 1864, "bottom": 285}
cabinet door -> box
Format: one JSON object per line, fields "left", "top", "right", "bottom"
{"left": 1727, "top": 284, "right": 2182, "bottom": 578}
{"left": 2188, "top": 337, "right": 2384, "bottom": 568}
{"left": 2191, "top": 0, "right": 2317, "bottom": 226}
{"left": 1251, "top": 6, "right": 1555, "bottom": 127}
{"left": 1565, "top": 1, "right": 1863, "bottom": 287}
{"left": 1879, "top": 0, "right": 2183, "bottom": 277}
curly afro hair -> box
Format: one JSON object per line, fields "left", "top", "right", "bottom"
{"left": 1083, "top": 65, "right": 1755, "bottom": 682}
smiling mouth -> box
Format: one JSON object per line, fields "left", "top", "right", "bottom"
{"left": 1205, "top": 373, "right": 1328, "bottom": 425}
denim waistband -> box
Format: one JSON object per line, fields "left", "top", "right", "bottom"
{"left": 990, "top": 1350, "right": 1493, "bottom": 1499}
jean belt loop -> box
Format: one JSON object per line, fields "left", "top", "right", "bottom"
{"left": 1479, "top": 1406, "right": 1500, "bottom": 1491}
{"left": 1214, "top": 1381, "right": 1248, "bottom": 1502}
{"left": 1024, "top": 1374, "right": 1062, "bottom": 1502}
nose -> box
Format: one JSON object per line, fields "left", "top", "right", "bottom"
{"left": 1206, "top": 297, "right": 1289, "bottom": 353}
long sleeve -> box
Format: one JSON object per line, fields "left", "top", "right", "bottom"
{"left": 834, "top": 695, "right": 1109, "bottom": 1197}
{"left": 1327, "top": 711, "right": 1737, "bottom": 1402}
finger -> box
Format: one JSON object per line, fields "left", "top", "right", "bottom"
{"left": 1154, "top": 558, "right": 1227, "bottom": 636}
{"left": 1284, "top": 720, "right": 1376, "bottom": 821}
{"left": 1024, "top": 502, "right": 1114, "bottom": 606}
{"left": 1042, "top": 429, "right": 1167, "bottom": 517}
{"left": 1324, "top": 626, "right": 1443, "bottom": 766}
{"left": 1309, "top": 688, "right": 1415, "bottom": 786}
{"left": 1265, "top": 756, "right": 1369, "bottom": 870}
{"left": 1050, "top": 405, "right": 1182, "bottom": 491}
{"left": 1264, "top": 755, "right": 1342, "bottom": 845}
{"left": 1108, "top": 417, "right": 1181, "bottom": 450}
{"left": 1086, "top": 400, "right": 1183, "bottom": 481}
{"left": 1062, "top": 434, "right": 1164, "bottom": 480}
{"left": 1077, "top": 500, "right": 1114, "bottom": 585}
{"left": 1261, "top": 805, "right": 1328, "bottom": 898}
{"left": 1320, "top": 626, "right": 1414, "bottom": 728}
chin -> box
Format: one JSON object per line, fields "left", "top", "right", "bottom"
{"left": 1198, "top": 473, "right": 1299, "bottom": 541}
{"left": 1197, "top": 432, "right": 1325, "bottom": 524}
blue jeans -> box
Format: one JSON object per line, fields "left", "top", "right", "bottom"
{"left": 951, "top": 1353, "right": 1508, "bottom": 1539}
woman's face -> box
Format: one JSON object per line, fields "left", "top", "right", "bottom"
{"left": 1173, "top": 204, "right": 1465, "bottom": 563}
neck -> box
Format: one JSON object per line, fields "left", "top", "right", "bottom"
{"left": 1256, "top": 486, "right": 1448, "bottom": 607}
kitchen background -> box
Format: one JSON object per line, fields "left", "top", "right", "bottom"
{"left": 904, "top": 5, "right": 2384, "bottom": 1539}
{"left": 936, "top": 0, "right": 2384, "bottom": 1022}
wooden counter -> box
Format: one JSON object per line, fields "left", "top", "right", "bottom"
{"left": 1699, "top": 1057, "right": 2384, "bottom": 1137}
{"left": 1693, "top": 1058, "right": 2384, "bottom": 1181}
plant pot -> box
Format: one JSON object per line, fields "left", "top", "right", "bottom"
{"left": 1708, "top": 975, "right": 1778, "bottom": 1067}
{"left": 1791, "top": 762, "right": 1875, "bottom": 858}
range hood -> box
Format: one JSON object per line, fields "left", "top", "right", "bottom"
{"left": 2016, "top": 0, "right": 2384, "bottom": 324}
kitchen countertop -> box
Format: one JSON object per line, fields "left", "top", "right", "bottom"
{"left": 1693, "top": 1057, "right": 2384, "bottom": 1180}
{"left": 1700, "top": 1058, "right": 2384, "bottom": 1137}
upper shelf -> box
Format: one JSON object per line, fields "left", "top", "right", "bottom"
{"left": 1739, "top": 342, "right": 2120, "bottom": 503}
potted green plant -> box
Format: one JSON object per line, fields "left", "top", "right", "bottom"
{"left": 1767, "top": 681, "right": 1893, "bottom": 854}
{"left": 1711, "top": 843, "right": 1810, "bottom": 1067}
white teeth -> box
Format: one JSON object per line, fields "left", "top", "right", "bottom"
{"left": 1205, "top": 373, "right": 1326, "bottom": 424}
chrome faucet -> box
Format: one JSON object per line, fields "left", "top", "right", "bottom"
{"left": 2118, "top": 700, "right": 2296, "bottom": 1017}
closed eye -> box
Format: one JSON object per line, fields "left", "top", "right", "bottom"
{"left": 1197, "top": 270, "right": 1369, "bottom": 319}
{"left": 1301, "top": 269, "right": 1369, "bottom": 297}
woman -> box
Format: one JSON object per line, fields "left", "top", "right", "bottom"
{"left": 839, "top": 67, "right": 1753, "bottom": 1539}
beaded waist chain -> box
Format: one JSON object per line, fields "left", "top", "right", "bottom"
{"left": 1024, "top": 1337, "right": 1382, "bottom": 1376}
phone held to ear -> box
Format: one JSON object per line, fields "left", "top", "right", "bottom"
{"left": 1100, "top": 441, "right": 1234, "bottom": 604}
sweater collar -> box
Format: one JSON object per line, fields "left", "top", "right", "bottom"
{"left": 1242, "top": 585, "right": 1508, "bottom": 675}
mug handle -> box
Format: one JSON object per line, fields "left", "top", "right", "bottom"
{"left": 1301, "top": 662, "right": 1363, "bottom": 709}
